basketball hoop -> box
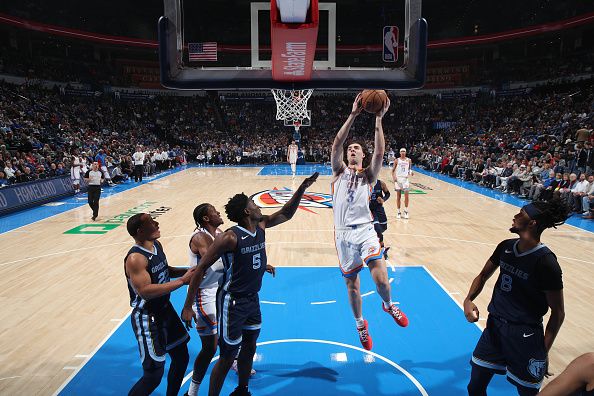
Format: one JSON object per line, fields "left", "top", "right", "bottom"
{"left": 271, "top": 89, "right": 313, "bottom": 125}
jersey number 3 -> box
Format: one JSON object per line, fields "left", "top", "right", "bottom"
{"left": 253, "top": 253, "right": 261, "bottom": 270}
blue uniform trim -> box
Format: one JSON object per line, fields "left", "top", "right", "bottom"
{"left": 507, "top": 370, "right": 542, "bottom": 389}
{"left": 364, "top": 249, "right": 384, "bottom": 264}
{"left": 242, "top": 324, "right": 262, "bottom": 331}
{"left": 221, "top": 293, "right": 242, "bottom": 346}
{"left": 471, "top": 355, "right": 506, "bottom": 372}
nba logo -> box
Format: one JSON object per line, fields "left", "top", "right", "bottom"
{"left": 383, "top": 26, "right": 399, "bottom": 63}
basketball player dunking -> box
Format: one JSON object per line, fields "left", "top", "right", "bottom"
{"left": 392, "top": 148, "right": 413, "bottom": 219}
{"left": 182, "top": 172, "right": 319, "bottom": 396}
{"left": 331, "top": 93, "right": 408, "bottom": 351}
{"left": 287, "top": 140, "right": 298, "bottom": 177}
{"left": 464, "top": 200, "right": 569, "bottom": 395}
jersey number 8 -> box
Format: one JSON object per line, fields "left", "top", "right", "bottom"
{"left": 500, "top": 274, "right": 513, "bottom": 292}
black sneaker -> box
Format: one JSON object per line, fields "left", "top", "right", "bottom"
{"left": 229, "top": 386, "right": 251, "bottom": 396}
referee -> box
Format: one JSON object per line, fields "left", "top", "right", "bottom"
{"left": 132, "top": 146, "right": 145, "bottom": 182}
{"left": 84, "top": 162, "right": 104, "bottom": 221}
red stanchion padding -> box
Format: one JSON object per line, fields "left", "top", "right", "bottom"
{"left": 270, "top": 0, "right": 319, "bottom": 82}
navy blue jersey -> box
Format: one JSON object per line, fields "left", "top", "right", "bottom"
{"left": 369, "top": 180, "right": 385, "bottom": 212}
{"left": 221, "top": 225, "right": 267, "bottom": 295}
{"left": 487, "top": 239, "right": 562, "bottom": 325}
{"left": 125, "top": 240, "right": 170, "bottom": 312}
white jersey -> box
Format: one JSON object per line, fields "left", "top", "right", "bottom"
{"left": 288, "top": 145, "right": 298, "bottom": 163}
{"left": 188, "top": 227, "right": 224, "bottom": 289}
{"left": 395, "top": 158, "right": 411, "bottom": 178}
{"left": 332, "top": 167, "right": 374, "bottom": 227}
{"left": 70, "top": 157, "right": 81, "bottom": 179}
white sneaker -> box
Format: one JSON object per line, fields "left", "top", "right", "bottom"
{"left": 397, "top": 212, "right": 401, "bottom": 219}
{"left": 231, "top": 360, "right": 256, "bottom": 376}
{"left": 404, "top": 211, "right": 409, "bottom": 219}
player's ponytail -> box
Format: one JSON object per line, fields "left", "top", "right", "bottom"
{"left": 525, "top": 199, "right": 571, "bottom": 234}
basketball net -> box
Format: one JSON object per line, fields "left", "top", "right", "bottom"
{"left": 271, "top": 89, "right": 313, "bottom": 131}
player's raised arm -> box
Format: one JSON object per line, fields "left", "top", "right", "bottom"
{"left": 331, "top": 94, "right": 362, "bottom": 176}
{"left": 366, "top": 98, "right": 390, "bottom": 183}
{"left": 260, "top": 172, "right": 319, "bottom": 228}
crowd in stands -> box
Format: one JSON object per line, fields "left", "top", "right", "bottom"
{"left": 1, "top": 76, "right": 593, "bottom": 218}
{"left": 415, "top": 82, "right": 594, "bottom": 219}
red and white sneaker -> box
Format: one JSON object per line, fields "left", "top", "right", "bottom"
{"left": 357, "top": 319, "right": 373, "bottom": 350}
{"left": 383, "top": 303, "right": 409, "bottom": 327}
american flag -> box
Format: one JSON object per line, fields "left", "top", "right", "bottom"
{"left": 188, "top": 42, "right": 218, "bottom": 61}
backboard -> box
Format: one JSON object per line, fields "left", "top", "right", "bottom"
{"left": 159, "top": 0, "right": 427, "bottom": 90}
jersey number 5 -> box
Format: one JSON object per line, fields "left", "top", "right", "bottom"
{"left": 253, "top": 253, "right": 261, "bottom": 270}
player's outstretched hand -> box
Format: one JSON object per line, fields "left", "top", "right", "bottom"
{"left": 463, "top": 299, "right": 480, "bottom": 322}
{"left": 377, "top": 97, "right": 391, "bottom": 118}
{"left": 300, "top": 172, "right": 319, "bottom": 189}
{"left": 351, "top": 93, "right": 363, "bottom": 116}
{"left": 180, "top": 267, "right": 196, "bottom": 285}
{"left": 266, "top": 264, "right": 276, "bottom": 277}
{"left": 181, "top": 305, "right": 197, "bottom": 330}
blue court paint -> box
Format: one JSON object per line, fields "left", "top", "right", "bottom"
{"left": 258, "top": 164, "right": 333, "bottom": 176}
{"left": 59, "top": 267, "right": 512, "bottom": 395}
{"left": 414, "top": 167, "right": 594, "bottom": 233}
{"left": 0, "top": 166, "right": 188, "bottom": 234}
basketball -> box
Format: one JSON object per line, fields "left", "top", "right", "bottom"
{"left": 360, "top": 89, "right": 388, "bottom": 114}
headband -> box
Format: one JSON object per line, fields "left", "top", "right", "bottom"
{"left": 523, "top": 203, "right": 542, "bottom": 220}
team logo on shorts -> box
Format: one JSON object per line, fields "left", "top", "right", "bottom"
{"left": 527, "top": 358, "right": 546, "bottom": 379}
{"left": 251, "top": 187, "right": 332, "bottom": 214}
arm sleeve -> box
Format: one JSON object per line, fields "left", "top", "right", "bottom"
{"left": 534, "top": 254, "right": 563, "bottom": 291}
{"left": 488, "top": 240, "right": 507, "bottom": 266}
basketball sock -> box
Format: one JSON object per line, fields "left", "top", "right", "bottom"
{"left": 355, "top": 317, "right": 365, "bottom": 328}
{"left": 382, "top": 300, "right": 393, "bottom": 309}
{"left": 404, "top": 207, "right": 408, "bottom": 212}
{"left": 187, "top": 379, "right": 200, "bottom": 396}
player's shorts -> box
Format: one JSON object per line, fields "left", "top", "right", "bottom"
{"left": 130, "top": 302, "right": 189, "bottom": 370}
{"left": 471, "top": 315, "right": 547, "bottom": 391}
{"left": 334, "top": 222, "right": 383, "bottom": 278}
{"left": 394, "top": 177, "right": 410, "bottom": 191}
{"left": 372, "top": 208, "right": 388, "bottom": 233}
{"left": 217, "top": 290, "right": 262, "bottom": 357}
{"left": 192, "top": 286, "right": 218, "bottom": 336}
{"left": 371, "top": 205, "right": 388, "bottom": 232}
{"left": 70, "top": 169, "right": 80, "bottom": 183}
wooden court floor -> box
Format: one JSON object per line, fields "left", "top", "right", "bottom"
{"left": 0, "top": 166, "right": 593, "bottom": 395}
